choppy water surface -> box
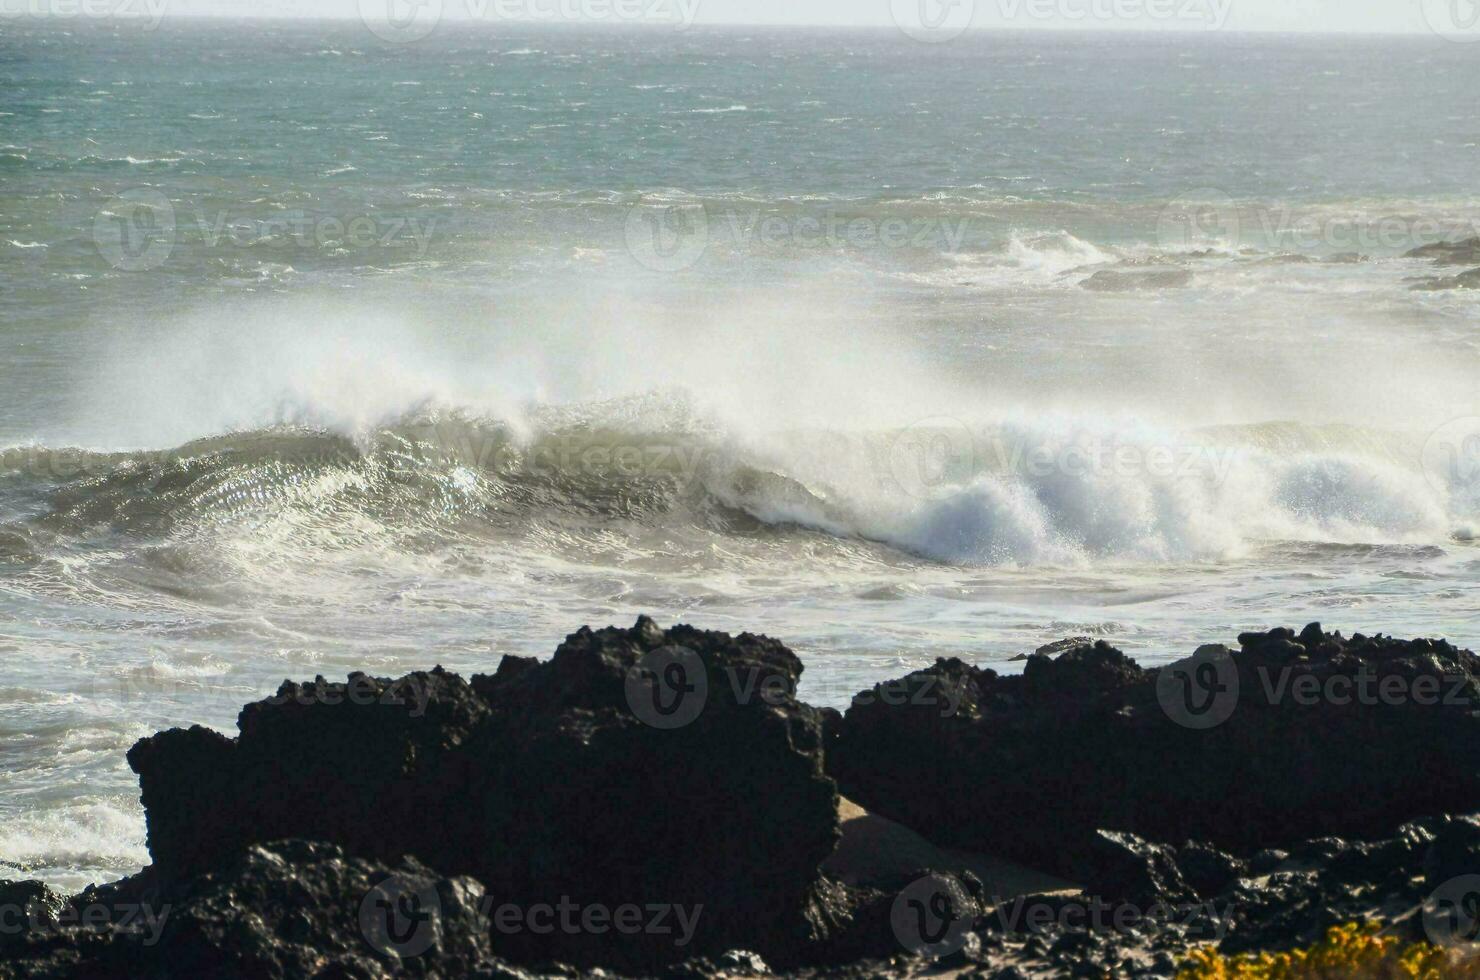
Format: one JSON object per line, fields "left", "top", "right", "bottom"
{"left": 2, "top": 20, "right": 1479, "bottom": 888}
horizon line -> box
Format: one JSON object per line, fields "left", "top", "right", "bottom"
{"left": 8, "top": 12, "right": 1451, "bottom": 38}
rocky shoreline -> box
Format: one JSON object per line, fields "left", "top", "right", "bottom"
{"left": 5, "top": 618, "right": 1480, "bottom": 978}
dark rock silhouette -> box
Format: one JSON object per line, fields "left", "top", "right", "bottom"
{"left": 127, "top": 617, "right": 840, "bottom": 972}
{"left": 830, "top": 626, "right": 1480, "bottom": 875}
{"left": 1406, "top": 237, "right": 1480, "bottom": 265}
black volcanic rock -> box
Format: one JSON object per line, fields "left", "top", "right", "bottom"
{"left": 1081, "top": 831, "right": 1195, "bottom": 908}
{"left": 1174, "top": 842, "right": 1245, "bottom": 900}
{"left": 971, "top": 813, "right": 1461, "bottom": 977}
{"left": 830, "top": 627, "right": 1480, "bottom": 875}
{"left": 1406, "top": 237, "right": 1480, "bottom": 265}
{"left": 27, "top": 619, "right": 1480, "bottom": 979}
{"left": 0, "top": 841, "right": 512, "bottom": 980}
{"left": 127, "top": 667, "right": 489, "bottom": 882}
{"left": 126, "top": 618, "right": 841, "bottom": 972}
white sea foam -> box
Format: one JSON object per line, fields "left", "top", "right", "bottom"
{"left": 55, "top": 279, "right": 1479, "bottom": 569}
{"left": 0, "top": 802, "right": 149, "bottom": 894}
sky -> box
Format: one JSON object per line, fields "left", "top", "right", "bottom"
{"left": 20, "top": 0, "right": 1472, "bottom": 36}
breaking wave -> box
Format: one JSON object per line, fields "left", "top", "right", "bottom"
{"left": 2, "top": 407, "right": 1472, "bottom": 573}
{"left": 2, "top": 286, "right": 1473, "bottom": 578}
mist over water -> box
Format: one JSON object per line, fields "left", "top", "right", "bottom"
{"left": 2, "top": 20, "right": 1480, "bottom": 888}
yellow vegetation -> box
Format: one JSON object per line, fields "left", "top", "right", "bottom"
{"left": 1177, "top": 923, "right": 1480, "bottom": 979}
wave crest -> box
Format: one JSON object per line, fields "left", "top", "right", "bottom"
{"left": 3, "top": 410, "right": 1473, "bottom": 571}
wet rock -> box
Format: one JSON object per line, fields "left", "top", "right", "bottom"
{"left": 831, "top": 626, "right": 1480, "bottom": 875}
{"left": 1033, "top": 637, "right": 1094, "bottom": 657}
{"left": 1406, "top": 237, "right": 1480, "bottom": 265}
{"left": 1080, "top": 269, "right": 1193, "bottom": 291}
{"left": 128, "top": 618, "right": 841, "bottom": 972}
{"left": 1409, "top": 266, "right": 1480, "bottom": 291}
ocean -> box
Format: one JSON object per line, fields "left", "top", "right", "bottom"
{"left": 2, "top": 18, "right": 1479, "bottom": 890}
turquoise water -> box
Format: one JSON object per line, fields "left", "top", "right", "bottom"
{"left": 2, "top": 20, "right": 1480, "bottom": 888}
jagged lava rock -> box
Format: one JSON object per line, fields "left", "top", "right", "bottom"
{"left": 127, "top": 617, "right": 840, "bottom": 972}
{"left": 830, "top": 627, "right": 1480, "bottom": 875}
{"left": 0, "top": 840, "right": 507, "bottom": 980}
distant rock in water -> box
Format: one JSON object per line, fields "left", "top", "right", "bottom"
{"left": 1034, "top": 636, "right": 1094, "bottom": 657}
{"left": 1409, "top": 266, "right": 1480, "bottom": 291}
{"left": 1405, "top": 237, "right": 1480, "bottom": 265}
{"left": 830, "top": 626, "right": 1480, "bottom": 876}
{"left": 1251, "top": 252, "right": 1314, "bottom": 265}
{"left": 127, "top": 617, "right": 841, "bottom": 972}
{"left": 1080, "top": 269, "right": 1193, "bottom": 291}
